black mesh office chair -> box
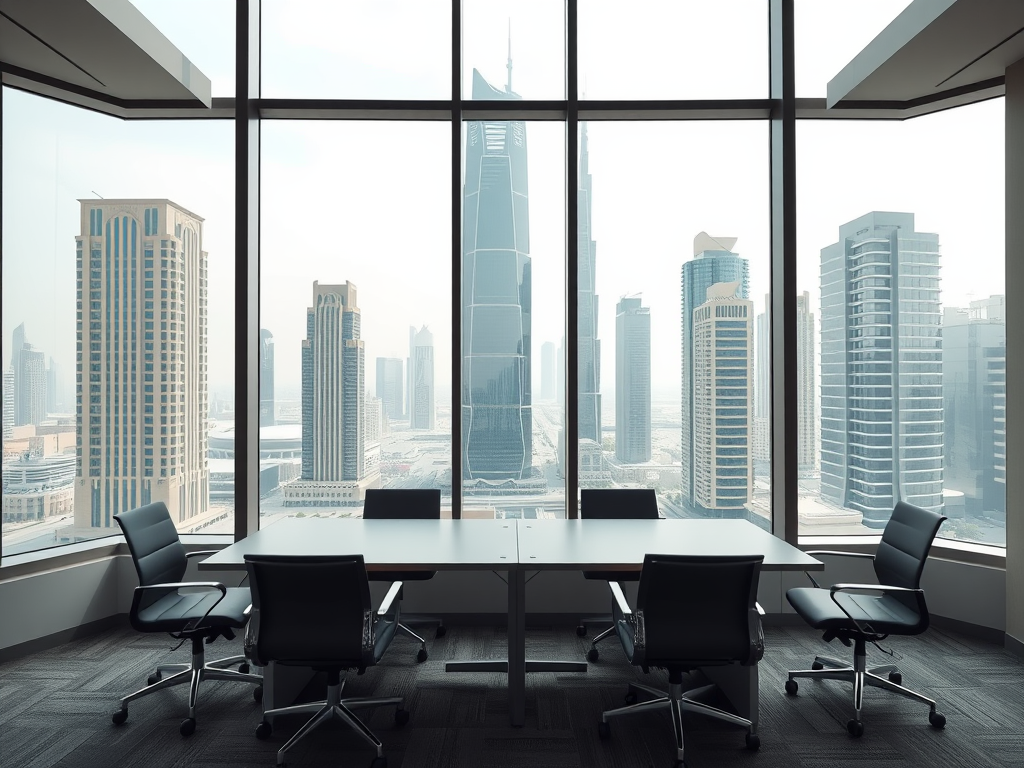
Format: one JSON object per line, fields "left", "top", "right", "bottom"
{"left": 784, "top": 501, "right": 948, "bottom": 736}
{"left": 597, "top": 554, "right": 765, "bottom": 767}
{"left": 111, "top": 502, "right": 263, "bottom": 736}
{"left": 245, "top": 554, "right": 408, "bottom": 768}
{"left": 576, "top": 488, "right": 660, "bottom": 661}
{"left": 362, "top": 488, "right": 446, "bottom": 662}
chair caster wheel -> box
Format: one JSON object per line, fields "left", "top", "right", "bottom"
{"left": 785, "top": 679, "right": 798, "bottom": 696}
{"left": 811, "top": 661, "right": 824, "bottom": 670}
{"left": 370, "top": 757, "right": 388, "bottom": 768}
{"left": 929, "top": 711, "right": 946, "bottom": 729}
{"left": 416, "top": 648, "right": 428, "bottom": 663}
{"left": 238, "top": 662, "right": 250, "bottom": 674}
{"left": 746, "top": 732, "right": 760, "bottom": 750}
{"left": 255, "top": 720, "right": 272, "bottom": 739}
{"left": 598, "top": 721, "right": 610, "bottom": 740}
{"left": 587, "top": 648, "right": 599, "bottom": 663}
{"left": 147, "top": 673, "right": 161, "bottom": 686}
{"left": 624, "top": 692, "right": 637, "bottom": 705}
{"left": 253, "top": 685, "right": 263, "bottom": 703}
{"left": 112, "top": 709, "right": 128, "bottom": 725}
{"left": 888, "top": 671, "right": 902, "bottom": 685}
{"left": 395, "top": 708, "right": 410, "bottom": 727}
{"left": 576, "top": 625, "right": 587, "bottom": 637}
{"left": 180, "top": 718, "right": 196, "bottom": 737}
{"left": 435, "top": 625, "right": 447, "bottom": 638}
{"left": 847, "top": 719, "right": 864, "bottom": 737}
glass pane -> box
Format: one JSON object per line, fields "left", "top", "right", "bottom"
{"left": 577, "top": 122, "right": 769, "bottom": 527}
{"left": 262, "top": 0, "right": 451, "bottom": 99}
{"left": 129, "top": 0, "right": 236, "bottom": 97}
{"left": 2, "top": 88, "right": 234, "bottom": 556}
{"left": 462, "top": 118, "right": 565, "bottom": 518}
{"left": 795, "top": 0, "right": 913, "bottom": 97}
{"left": 259, "top": 122, "right": 452, "bottom": 525}
{"left": 579, "top": 0, "right": 768, "bottom": 100}
{"left": 463, "top": 0, "right": 564, "bottom": 101}
{"left": 797, "top": 99, "right": 1005, "bottom": 545}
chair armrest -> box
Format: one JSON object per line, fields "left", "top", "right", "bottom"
{"left": 801, "top": 550, "right": 875, "bottom": 588}
{"left": 378, "top": 581, "right": 403, "bottom": 616}
{"left": 184, "top": 550, "right": 220, "bottom": 560}
{"left": 608, "top": 581, "right": 632, "bottom": 616}
{"left": 136, "top": 581, "right": 227, "bottom": 596}
{"left": 755, "top": 602, "right": 765, "bottom": 616}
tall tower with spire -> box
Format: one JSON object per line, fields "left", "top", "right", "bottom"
{"left": 577, "top": 122, "right": 602, "bottom": 448}
{"left": 461, "top": 48, "right": 533, "bottom": 483}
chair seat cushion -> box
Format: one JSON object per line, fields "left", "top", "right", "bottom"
{"left": 134, "top": 586, "right": 252, "bottom": 633}
{"left": 786, "top": 586, "right": 923, "bottom": 635}
{"left": 368, "top": 570, "right": 435, "bottom": 583}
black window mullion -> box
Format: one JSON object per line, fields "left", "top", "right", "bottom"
{"left": 451, "top": 0, "right": 463, "bottom": 518}
{"left": 565, "top": 0, "right": 579, "bottom": 518}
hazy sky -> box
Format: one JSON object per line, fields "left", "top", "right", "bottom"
{"left": 2, "top": 0, "right": 1005, "bottom": 410}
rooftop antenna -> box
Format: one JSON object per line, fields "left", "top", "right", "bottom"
{"left": 506, "top": 19, "right": 513, "bottom": 94}
{"left": 91, "top": 190, "right": 104, "bottom": 198}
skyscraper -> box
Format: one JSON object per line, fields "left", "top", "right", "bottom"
{"left": 301, "top": 281, "right": 365, "bottom": 486}
{"left": 376, "top": 357, "right": 404, "bottom": 423}
{"left": 943, "top": 296, "right": 1005, "bottom": 521}
{"left": 16, "top": 344, "right": 47, "bottom": 427}
{"left": 461, "top": 56, "right": 532, "bottom": 482}
{"left": 73, "top": 200, "right": 209, "bottom": 528}
{"left": 540, "top": 341, "right": 556, "bottom": 401}
{"left": 615, "top": 295, "right": 651, "bottom": 463}
{"left": 680, "top": 233, "right": 749, "bottom": 514}
{"left": 819, "top": 212, "right": 943, "bottom": 527}
{"left": 410, "top": 325, "right": 435, "bottom": 430}
{"left": 577, "top": 122, "right": 602, "bottom": 444}
{"left": 259, "top": 328, "right": 275, "bottom": 427}
{"left": 692, "top": 282, "right": 753, "bottom": 516}
{"left": 2, "top": 367, "right": 13, "bottom": 439}
{"left": 9, "top": 323, "right": 26, "bottom": 425}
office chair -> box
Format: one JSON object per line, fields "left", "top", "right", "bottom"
{"left": 576, "top": 488, "right": 660, "bottom": 661}
{"left": 597, "top": 554, "right": 764, "bottom": 767}
{"left": 112, "top": 502, "right": 263, "bottom": 736}
{"left": 362, "top": 488, "right": 446, "bottom": 662}
{"left": 244, "top": 554, "right": 408, "bottom": 768}
{"left": 784, "top": 501, "right": 948, "bottom": 736}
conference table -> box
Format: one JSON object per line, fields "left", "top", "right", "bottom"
{"left": 200, "top": 517, "right": 822, "bottom": 727}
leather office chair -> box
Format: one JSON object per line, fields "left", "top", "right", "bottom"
{"left": 597, "top": 554, "right": 764, "bottom": 767}
{"left": 784, "top": 501, "right": 948, "bottom": 736}
{"left": 577, "top": 487, "right": 659, "bottom": 661}
{"left": 111, "top": 502, "right": 263, "bottom": 736}
{"left": 244, "top": 554, "right": 408, "bottom": 768}
{"left": 362, "top": 488, "right": 446, "bottom": 662}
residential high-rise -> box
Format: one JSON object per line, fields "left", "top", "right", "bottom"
{"left": 819, "top": 212, "right": 943, "bottom": 527}
{"left": 753, "top": 291, "right": 816, "bottom": 474}
{"left": 680, "top": 233, "right": 749, "bottom": 514}
{"left": 540, "top": 341, "right": 556, "bottom": 401}
{"left": 301, "top": 281, "right": 365, "bottom": 485}
{"left": 577, "top": 121, "right": 601, "bottom": 444}
{"left": 73, "top": 199, "right": 209, "bottom": 528}
{"left": 615, "top": 295, "right": 651, "bottom": 463}
{"left": 376, "top": 357, "right": 404, "bottom": 423}
{"left": 461, "top": 58, "right": 532, "bottom": 482}
{"left": 2, "top": 367, "right": 13, "bottom": 439}
{"left": 410, "top": 325, "right": 435, "bottom": 430}
{"left": 943, "top": 296, "right": 1005, "bottom": 521}
{"left": 16, "top": 344, "right": 47, "bottom": 427}
{"left": 692, "top": 282, "right": 753, "bottom": 516}
{"left": 259, "top": 329, "right": 275, "bottom": 427}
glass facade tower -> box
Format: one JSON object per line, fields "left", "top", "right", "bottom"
{"left": 461, "top": 65, "right": 532, "bottom": 482}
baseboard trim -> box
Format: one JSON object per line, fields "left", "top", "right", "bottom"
{"left": 1005, "top": 632, "right": 1024, "bottom": 659}
{"left": 0, "top": 614, "right": 129, "bottom": 664}
{"left": 929, "top": 614, "right": 1005, "bottom": 644}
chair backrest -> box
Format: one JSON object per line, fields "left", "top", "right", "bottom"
{"left": 114, "top": 502, "right": 187, "bottom": 588}
{"left": 244, "top": 554, "right": 374, "bottom": 669}
{"left": 634, "top": 554, "right": 764, "bottom": 669}
{"left": 874, "top": 501, "right": 946, "bottom": 610}
{"left": 580, "top": 488, "right": 659, "bottom": 520}
{"left": 363, "top": 488, "right": 441, "bottom": 520}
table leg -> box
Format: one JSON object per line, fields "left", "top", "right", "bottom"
{"left": 508, "top": 567, "right": 525, "bottom": 726}
{"left": 698, "top": 663, "right": 759, "bottom": 727}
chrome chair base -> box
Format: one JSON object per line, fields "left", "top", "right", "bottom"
{"left": 601, "top": 681, "right": 757, "bottom": 763}
{"left": 260, "top": 678, "right": 404, "bottom": 766}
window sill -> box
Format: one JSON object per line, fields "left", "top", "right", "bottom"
{"left": 799, "top": 535, "right": 1006, "bottom": 569}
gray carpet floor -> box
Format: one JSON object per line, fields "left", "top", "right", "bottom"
{"left": 2, "top": 621, "right": 1022, "bottom": 768}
